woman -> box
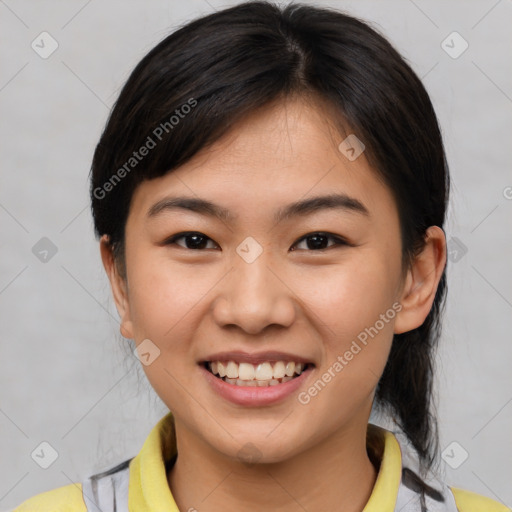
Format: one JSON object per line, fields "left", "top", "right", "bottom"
{"left": 14, "top": 1, "right": 508, "bottom": 511}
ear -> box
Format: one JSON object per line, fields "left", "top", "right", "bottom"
{"left": 99, "top": 234, "right": 134, "bottom": 339}
{"left": 394, "top": 226, "right": 447, "bottom": 335}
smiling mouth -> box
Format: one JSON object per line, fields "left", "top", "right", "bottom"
{"left": 203, "top": 360, "right": 312, "bottom": 387}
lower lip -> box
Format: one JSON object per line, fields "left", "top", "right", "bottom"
{"left": 200, "top": 365, "right": 313, "bottom": 407}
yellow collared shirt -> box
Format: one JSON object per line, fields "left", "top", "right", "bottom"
{"left": 13, "top": 412, "right": 509, "bottom": 511}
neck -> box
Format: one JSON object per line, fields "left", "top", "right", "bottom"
{"left": 168, "top": 420, "right": 378, "bottom": 512}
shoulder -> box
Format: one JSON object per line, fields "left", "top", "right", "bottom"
{"left": 451, "top": 486, "right": 511, "bottom": 512}
{"left": 12, "top": 482, "right": 86, "bottom": 512}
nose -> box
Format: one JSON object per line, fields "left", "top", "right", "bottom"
{"left": 211, "top": 251, "right": 296, "bottom": 335}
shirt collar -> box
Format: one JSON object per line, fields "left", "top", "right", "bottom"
{"left": 363, "top": 424, "right": 402, "bottom": 511}
{"left": 128, "top": 412, "right": 180, "bottom": 511}
{"left": 128, "top": 412, "right": 402, "bottom": 511}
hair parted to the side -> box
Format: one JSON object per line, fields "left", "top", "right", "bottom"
{"left": 89, "top": 1, "right": 449, "bottom": 473}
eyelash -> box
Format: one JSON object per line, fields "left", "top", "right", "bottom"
{"left": 163, "top": 231, "right": 350, "bottom": 251}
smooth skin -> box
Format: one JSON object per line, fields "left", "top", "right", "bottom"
{"left": 100, "top": 96, "right": 446, "bottom": 512}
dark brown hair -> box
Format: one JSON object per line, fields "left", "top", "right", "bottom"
{"left": 90, "top": 1, "right": 449, "bottom": 471}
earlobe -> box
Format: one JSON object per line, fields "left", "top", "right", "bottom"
{"left": 99, "top": 235, "right": 134, "bottom": 339}
{"left": 394, "top": 226, "right": 447, "bottom": 335}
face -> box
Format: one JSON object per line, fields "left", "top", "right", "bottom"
{"left": 102, "top": 97, "right": 442, "bottom": 464}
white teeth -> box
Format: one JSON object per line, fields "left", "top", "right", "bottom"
{"left": 255, "top": 362, "right": 273, "bottom": 380}
{"left": 285, "top": 362, "right": 295, "bottom": 376}
{"left": 237, "top": 378, "right": 257, "bottom": 386}
{"left": 207, "top": 359, "right": 309, "bottom": 386}
{"left": 217, "top": 361, "right": 227, "bottom": 378}
{"left": 226, "top": 361, "right": 238, "bottom": 379}
{"left": 272, "top": 361, "right": 286, "bottom": 379}
{"left": 238, "top": 362, "right": 255, "bottom": 380}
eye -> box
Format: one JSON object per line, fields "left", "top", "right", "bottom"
{"left": 163, "top": 231, "right": 349, "bottom": 251}
{"left": 164, "top": 231, "right": 218, "bottom": 250}
{"left": 291, "top": 232, "right": 348, "bottom": 251}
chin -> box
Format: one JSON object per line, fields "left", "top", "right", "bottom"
{"left": 212, "top": 431, "right": 305, "bottom": 466}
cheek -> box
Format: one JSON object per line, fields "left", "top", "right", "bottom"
{"left": 295, "top": 251, "right": 399, "bottom": 343}
{"left": 126, "top": 248, "right": 214, "bottom": 340}
{"left": 295, "top": 259, "right": 397, "bottom": 421}
{"left": 125, "top": 255, "right": 211, "bottom": 408}
{"left": 293, "top": 250, "right": 399, "bottom": 406}
{"left": 307, "top": 252, "right": 400, "bottom": 407}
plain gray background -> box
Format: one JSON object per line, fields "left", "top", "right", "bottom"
{"left": 1, "top": 0, "right": 511, "bottom": 509}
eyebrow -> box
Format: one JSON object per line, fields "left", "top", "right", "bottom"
{"left": 146, "top": 193, "right": 370, "bottom": 223}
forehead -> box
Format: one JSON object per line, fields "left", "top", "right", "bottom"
{"left": 129, "top": 97, "right": 397, "bottom": 226}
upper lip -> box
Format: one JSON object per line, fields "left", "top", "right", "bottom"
{"left": 200, "top": 351, "right": 314, "bottom": 366}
